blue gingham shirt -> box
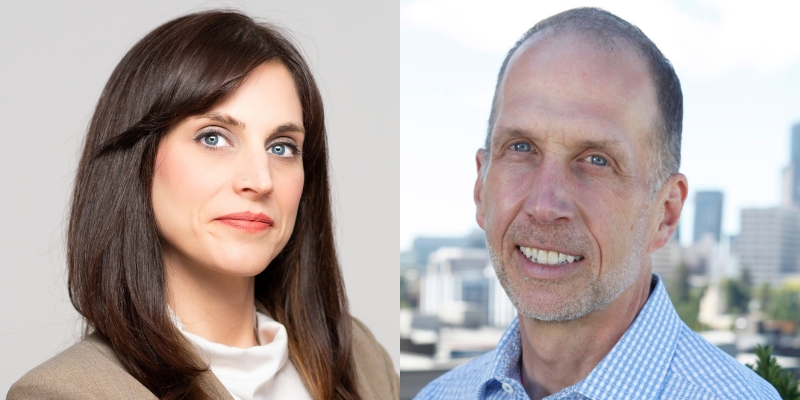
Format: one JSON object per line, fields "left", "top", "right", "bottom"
{"left": 415, "top": 275, "right": 780, "bottom": 399}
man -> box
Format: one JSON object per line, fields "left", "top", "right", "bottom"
{"left": 415, "top": 8, "right": 779, "bottom": 400}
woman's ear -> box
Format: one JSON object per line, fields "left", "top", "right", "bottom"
{"left": 648, "top": 173, "right": 688, "bottom": 253}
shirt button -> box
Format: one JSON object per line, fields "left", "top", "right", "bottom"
{"left": 502, "top": 382, "right": 514, "bottom": 394}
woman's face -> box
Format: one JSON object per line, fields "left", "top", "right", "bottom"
{"left": 152, "top": 61, "right": 305, "bottom": 278}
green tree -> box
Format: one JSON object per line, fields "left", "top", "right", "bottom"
{"left": 746, "top": 345, "right": 800, "bottom": 400}
{"left": 755, "top": 282, "right": 773, "bottom": 312}
{"left": 671, "top": 262, "right": 691, "bottom": 303}
{"left": 741, "top": 267, "right": 752, "bottom": 288}
{"left": 722, "top": 267, "right": 752, "bottom": 315}
{"left": 667, "top": 262, "right": 706, "bottom": 331}
{"left": 766, "top": 286, "right": 800, "bottom": 330}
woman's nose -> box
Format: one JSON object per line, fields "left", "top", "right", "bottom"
{"left": 233, "top": 151, "right": 273, "bottom": 197}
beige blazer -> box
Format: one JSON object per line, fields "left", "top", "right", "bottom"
{"left": 7, "top": 318, "right": 398, "bottom": 399}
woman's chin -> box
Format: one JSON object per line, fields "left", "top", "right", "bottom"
{"left": 204, "top": 257, "right": 271, "bottom": 279}
{"left": 167, "top": 252, "right": 272, "bottom": 281}
{"left": 200, "top": 241, "right": 279, "bottom": 275}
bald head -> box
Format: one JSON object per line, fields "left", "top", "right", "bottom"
{"left": 484, "top": 8, "right": 682, "bottom": 193}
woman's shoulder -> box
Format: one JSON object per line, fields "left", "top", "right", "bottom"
{"left": 7, "top": 333, "right": 156, "bottom": 400}
{"left": 350, "top": 316, "right": 399, "bottom": 399}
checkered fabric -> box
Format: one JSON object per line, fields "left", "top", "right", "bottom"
{"left": 414, "top": 274, "right": 780, "bottom": 400}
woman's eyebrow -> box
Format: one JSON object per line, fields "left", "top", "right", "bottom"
{"left": 195, "top": 114, "right": 303, "bottom": 135}
{"left": 273, "top": 123, "right": 305, "bottom": 135}
{"left": 197, "top": 113, "right": 246, "bottom": 130}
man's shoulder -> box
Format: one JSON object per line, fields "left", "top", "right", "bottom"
{"left": 663, "top": 324, "right": 780, "bottom": 400}
{"left": 414, "top": 350, "right": 497, "bottom": 399}
{"left": 7, "top": 333, "right": 156, "bottom": 399}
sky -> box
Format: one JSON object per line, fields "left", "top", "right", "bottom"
{"left": 400, "top": 0, "right": 800, "bottom": 250}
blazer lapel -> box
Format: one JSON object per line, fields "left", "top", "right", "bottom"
{"left": 88, "top": 332, "right": 235, "bottom": 399}
{"left": 195, "top": 369, "right": 236, "bottom": 400}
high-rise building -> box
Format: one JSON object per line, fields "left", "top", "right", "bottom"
{"left": 785, "top": 123, "right": 800, "bottom": 207}
{"left": 737, "top": 207, "right": 800, "bottom": 286}
{"left": 693, "top": 191, "right": 723, "bottom": 244}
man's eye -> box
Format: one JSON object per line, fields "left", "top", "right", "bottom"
{"left": 585, "top": 155, "right": 608, "bottom": 166}
{"left": 512, "top": 142, "right": 531, "bottom": 152}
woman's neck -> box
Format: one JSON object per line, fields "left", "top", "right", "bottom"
{"left": 165, "top": 254, "right": 259, "bottom": 348}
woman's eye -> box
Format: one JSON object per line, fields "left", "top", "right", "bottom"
{"left": 199, "top": 133, "right": 230, "bottom": 148}
{"left": 512, "top": 142, "right": 531, "bottom": 152}
{"left": 585, "top": 155, "right": 608, "bottom": 166}
{"left": 268, "top": 143, "right": 298, "bottom": 157}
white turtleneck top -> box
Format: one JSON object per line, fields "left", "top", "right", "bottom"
{"left": 172, "top": 310, "right": 313, "bottom": 400}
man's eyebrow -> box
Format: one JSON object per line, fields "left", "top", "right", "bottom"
{"left": 492, "top": 127, "right": 536, "bottom": 144}
{"left": 494, "top": 127, "right": 626, "bottom": 154}
{"left": 502, "top": 128, "right": 531, "bottom": 139}
{"left": 197, "top": 113, "right": 246, "bottom": 130}
{"left": 578, "top": 138, "right": 623, "bottom": 151}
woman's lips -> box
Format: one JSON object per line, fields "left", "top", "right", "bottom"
{"left": 215, "top": 212, "right": 274, "bottom": 233}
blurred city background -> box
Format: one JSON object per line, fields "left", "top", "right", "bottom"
{"left": 400, "top": 124, "right": 800, "bottom": 398}
{"left": 400, "top": 1, "right": 800, "bottom": 398}
{"left": 400, "top": 123, "right": 800, "bottom": 398}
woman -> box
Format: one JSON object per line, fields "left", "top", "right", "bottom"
{"left": 8, "top": 10, "right": 397, "bottom": 400}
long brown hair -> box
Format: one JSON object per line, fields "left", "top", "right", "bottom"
{"left": 67, "top": 10, "right": 359, "bottom": 400}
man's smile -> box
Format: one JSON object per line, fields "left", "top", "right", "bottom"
{"left": 518, "top": 245, "right": 584, "bottom": 266}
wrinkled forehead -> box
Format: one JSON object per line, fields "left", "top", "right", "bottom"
{"left": 502, "top": 30, "right": 656, "bottom": 113}
{"left": 495, "top": 30, "right": 660, "bottom": 153}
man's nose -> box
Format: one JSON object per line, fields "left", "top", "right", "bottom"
{"left": 522, "top": 161, "right": 575, "bottom": 224}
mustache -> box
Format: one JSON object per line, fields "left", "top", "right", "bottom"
{"left": 507, "top": 221, "right": 593, "bottom": 257}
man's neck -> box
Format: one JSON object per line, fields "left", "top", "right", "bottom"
{"left": 518, "top": 268, "right": 654, "bottom": 400}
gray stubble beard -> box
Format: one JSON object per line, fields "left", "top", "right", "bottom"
{"left": 488, "top": 211, "right": 650, "bottom": 323}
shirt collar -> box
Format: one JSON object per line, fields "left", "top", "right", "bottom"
{"left": 486, "top": 315, "right": 523, "bottom": 384}
{"left": 485, "top": 274, "right": 682, "bottom": 399}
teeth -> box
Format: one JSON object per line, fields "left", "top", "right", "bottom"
{"left": 547, "top": 251, "right": 558, "bottom": 264}
{"left": 518, "top": 246, "right": 583, "bottom": 266}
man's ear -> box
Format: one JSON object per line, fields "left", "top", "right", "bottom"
{"left": 475, "top": 149, "right": 487, "bottom": 229}
{"left": 648, "top": 173, "right": 688, "bottom": 252}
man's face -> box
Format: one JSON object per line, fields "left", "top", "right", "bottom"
{"left": 475, "top": 32, "right": 661, "bottom": 321}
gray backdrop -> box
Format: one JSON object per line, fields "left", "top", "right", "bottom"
{"left": 0, "top": 0, "right": 399, "bottom": 391}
